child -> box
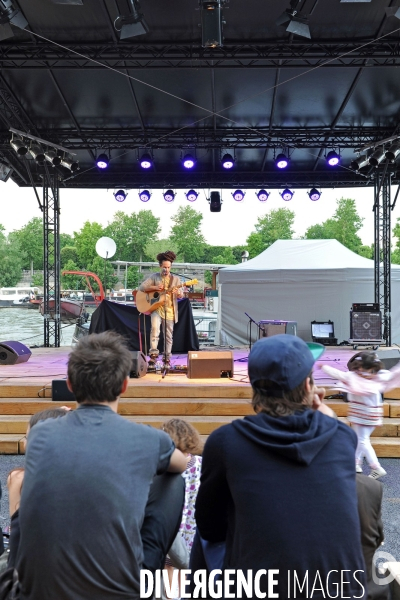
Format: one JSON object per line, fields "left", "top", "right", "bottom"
{"left": 322, "top": 352, "right": 400, "bottom": 479}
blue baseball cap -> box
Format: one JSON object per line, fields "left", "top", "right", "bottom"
{"left": 248, "top": 334, "right": 324, "bottom": 395}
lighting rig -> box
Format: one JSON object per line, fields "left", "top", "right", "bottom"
{"left": 9, "top": 128, "right": 79, "bottom": 173}
{"left": 200, "top": 0, "right": 226, "bottom": 49}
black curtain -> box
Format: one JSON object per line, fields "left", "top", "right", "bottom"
{"left": 89, "top": 299, "right": 199, "bottom": 353}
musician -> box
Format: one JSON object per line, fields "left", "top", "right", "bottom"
{"left": 139, "top": 251, "right": 184, "bottom": 368}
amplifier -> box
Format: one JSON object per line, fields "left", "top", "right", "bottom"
{"left": 258, "top": 320, "right": 297, "bottom": 338}
{"left": 187, "top": 351, "right": 233, "bottom": 379}
{"left": 352, "top": 303, "right": 380, "bottom": 312}
{"left": 350, "top": 310, "right": 382, "bottom": 342}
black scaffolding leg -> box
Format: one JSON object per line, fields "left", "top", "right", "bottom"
{"left": 43, "top": 173, "right": 61, "bottom": 347}
{"left": 373, "top": 168, "right": 392, "bottom": 347}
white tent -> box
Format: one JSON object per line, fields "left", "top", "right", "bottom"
{"left": 217, "top": 239, "right": 400, "bottom": 346}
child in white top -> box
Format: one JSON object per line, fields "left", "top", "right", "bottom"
{"left": 323, "top": 351, "right": 400, "bottom": 479}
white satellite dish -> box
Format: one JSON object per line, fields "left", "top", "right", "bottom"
{"left": 96, "top": 237, "right": 116, "bottom": 259}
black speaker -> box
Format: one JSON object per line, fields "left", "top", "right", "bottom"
{"left": 52, "top": 380, "right": 76, "bottom": 401}
{"left": 130, "top": 351, "right": 148, "bottom": 378}
{"left": 352, "top": 303, "right": 380, "bottom": 312}
{"left": 0, "top": 341, "right": 31, "bottom": 365}
{"left": 350, "top": 311, "right": 382, "bottom": 341}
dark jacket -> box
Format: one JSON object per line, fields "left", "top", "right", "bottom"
{"left": 196, "top": 409, "right": 366, "bottom": 599}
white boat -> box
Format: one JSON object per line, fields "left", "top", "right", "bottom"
{"left": 0, "top": 287, "right": 39, "bottom": 307}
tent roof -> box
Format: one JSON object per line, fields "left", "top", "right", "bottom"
{"left": 220, "top": 239, "right": 376, "bottom": 271}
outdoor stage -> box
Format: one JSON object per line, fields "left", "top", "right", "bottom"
{"left": 0, "top": 346, "right": 399, "bottom": 456}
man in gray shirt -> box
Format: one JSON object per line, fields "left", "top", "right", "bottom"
{"left": 16, "top": 331, "right": 187, "bottom": 600}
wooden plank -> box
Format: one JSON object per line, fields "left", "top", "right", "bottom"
{"left": 339, "top": 417, "right": 400, "bottom": 437}
{"left": 384, "top": 390, "right": 400, "bottom": 400}
{"left": 389, "top": 402, "right": 400, "bottom": 417}
{"left": 0, "top": 416, "right": 30, "bottom": 434}
{"left": 124, "top": 415, "right": 241, "bottom": 434}
{"left": 0, "top": 434, "right": 23, "bottom": 454}
{"left": 371, "top": 437, "right": 400, "bottom": 457}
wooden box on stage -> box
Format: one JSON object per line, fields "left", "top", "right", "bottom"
{"left": 187, "top": 351, "right": 234, "bottom": 379}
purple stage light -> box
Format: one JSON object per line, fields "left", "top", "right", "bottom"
{"left": 114, "top": 190, "right": 127, "bottom": 202}
{"left": 326, "top": 151, "right": 340, "bottom": 167}
{"left": 232, "top": 189, "right": 245, "bottom": 202}
{"left": 308, "top": 188, "right": 321, "bottom": 201}
{"left": 140, "top": 153, "right": 153, "bottom": 169}
{"left": 221, "top": 153, "right": 234, "bottom": 169}
{"left": 182, "top": 154, "right": 195, "bottom": 169}
{"left": 280, "top": 188, "right": 293, "bottom": 201}
{"left": 257, "top": 189, "right": 270, "bottom": 202}
{"left": 186, "top": 189, "right": 199, "bottom": 202}
{"left": 275, "top": 153, "right": 289, "bottom": 169}
{"left": 163, "top": 189, "right": 175, "bottom": 202}
{"left": 96, "top": 153, "right": 109, "bottom": 169}
{"left": 139, "top": 190, "right": 151, "bottom": 202}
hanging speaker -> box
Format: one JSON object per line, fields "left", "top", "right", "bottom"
{"left": 0, "top": 341, "right": 31, "bottom": 365}
{"left": 350, "top": 311, "right": 382, "bottom": 341}
{"left": 130, "top": 351, "right": 148, "bottom": 378}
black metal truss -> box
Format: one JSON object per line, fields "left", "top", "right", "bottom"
{"left": 43, "top": 172, "right": 61, "bottom": 348}
{"left": 56, "top": 168, "right": 377, "bottom": 189}
{"left": 0, "top": 126, "right": 397, "bottom": 151}
{"left": 0, "top": 39, "right": 400, "bottom": 69}
{"left": 374, "top": 167, "right": 392, "bottom": 347}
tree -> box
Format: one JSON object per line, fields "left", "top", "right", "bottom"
{"left": 0, "top": 226, "right": 23, "bottom": 286}
{"left": 304, "top": 198, "right": 364, "bottom": 254}
{"left": 169, "top": 206, "right": 206, "bottom": 262}
{"left": 9, "top": 217, "right": 43, "bottom": 270}
{"left": 126, "top": 266, "right": 140, "bottom": 289}
{"left": 60, "top": 246, "right": 78, "bottom": 269}
{"left": 61, "top": 260, "right": 83, "bottom": 290}
{"left": 145, "top": 238, "right": 181, "bottom": 262}
{"left": 87, "top": 256, "right": 118, "bottom": 292}
{"left": 73, "top": 222, "right": 104, "bottom": 269}
{"left": 392, "top": 219, "right": 400, "bottom": 264}
{"left": 211, "top": 247, "right": 237, "bottom": 265}
{"left": 246, "top": 208, "right": 295, "bottom": 258}
{"left": 104, "top": 210, "right": 160, "bottom": 262}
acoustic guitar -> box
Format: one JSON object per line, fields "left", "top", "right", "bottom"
{"left": 135, "top": 279, "right": 198, "bottom": 314}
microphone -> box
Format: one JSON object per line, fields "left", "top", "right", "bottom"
{"left": 162, "top": 268, "right": 167, "bottom": 276}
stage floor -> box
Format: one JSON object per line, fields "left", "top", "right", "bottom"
{"left": 0, "top": 345, "right": 397, "bottom": 396}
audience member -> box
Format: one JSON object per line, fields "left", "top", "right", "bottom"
{"left": 195, "top": 335, "right": 367, "bottom": 599}
{"left": 16, "top": 331, "right": 187, "bottom": 600}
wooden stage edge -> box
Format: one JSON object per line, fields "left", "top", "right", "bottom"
{"left": 0, "top": 346, "right": 398, "bottom": 456}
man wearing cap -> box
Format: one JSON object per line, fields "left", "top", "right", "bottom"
{"left": 196, "top": 335, "right": 366, "bottom": 599}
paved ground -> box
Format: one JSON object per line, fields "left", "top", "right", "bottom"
{"left": 0, "top": 456, "right": 398, "bottom": 560}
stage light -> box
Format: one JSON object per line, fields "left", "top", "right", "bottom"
{"left": 0, "top": 0, "right": 28, "bottom": 40}
{"left": 308, "top": 188, "right": 321, "bottom": 201}
{"left": 350, "top": 155, "right": 369, "bottom": 171}
{"left": 114, "top": 190, "right": 127, "bottom": 202}
{"left": 29, "top": 144, "right": 45, "bottom": 164}
{"left": 276, "top": 0, "right": 311, "bottom": 39}
{"left": 0, "top": 161, "right": 12, "bottom": 182}
{"left": 185, "top": 189, "right": 199, "bottom": 202}
{"left": 275, "top": 153, "right": 289, "bottom": 169}
{"left": 139, "top": 189, "right": 151, "bottom": 202}
{"left": 209, "top": 191, "right": 222, "bottom": 212}
{"left": 96, "top": 154, "right": 109, "bottom": 169}
{"left": 163, "top": 189, "right": 176, "bottom": 202}
{"left": 60, "top": 155, "right": 79, "bottom": 172}
{"left": 326, "top": 151, "right": 340, "bottom": 166}
{"left": 368, "top": 149, "right": 385, "bottom": 167}
{"left": 385, "top": 142, "right": 400, "bottom": 162}
{"left": 221, "top": 153, "right": 234, "bottom": 169}
{"left": 201, "top": 0, "right": 224, "bottom": 48}
{"left": 116, "top": 0, "right": 149, "bottom": 39}
{"left": 182, "top": 154, "right": 196, "bottom": 169}
{"left": 232, "top": 189, "right": 245, "bottom": 202}
{"left": 256, "top": 189, "right": 270, "bottom": 202}
{"left": 44, "top": 149, "right": 62, "bottom": 167}
{"left": 10, "top": 134, "right": 28, "bottom": 156}
{"left": 280, "top": 188, "right": 294, "bottom": 201}
{"left": 140, "top": 153, "right": 153, "bottom": 169}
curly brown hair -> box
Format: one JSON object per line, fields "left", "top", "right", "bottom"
{"left": 156, "top": 250, "right": 176, "bottom": 265}
{"left": 347, "top": 351, "right": 383, "bottom": 373}
{"left": 162, "top": 418, "right": 203, "bottom": 455}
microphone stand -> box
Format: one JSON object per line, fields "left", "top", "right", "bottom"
{"left": 162, "top": 268, "right": 169, "bottom": 379}
{"left": 244, "top": 312, "right": 265, "bottom": 351}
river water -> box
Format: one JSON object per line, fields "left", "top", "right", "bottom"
{"left": 0, "top": 308, "right": 76, "bottom": 347}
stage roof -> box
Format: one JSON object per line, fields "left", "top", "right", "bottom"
{"left": 1, "top": 0, "right": 400, "bottom": 190}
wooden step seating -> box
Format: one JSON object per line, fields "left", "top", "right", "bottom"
{"left": 0, "top": 395, "right": 399, "bottom": 456}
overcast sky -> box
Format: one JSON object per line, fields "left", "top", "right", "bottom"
{"left": 2, "top": 178, "right": 400, "bottom": 248}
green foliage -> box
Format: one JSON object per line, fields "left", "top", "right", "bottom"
{"left": 392, "top": 219, "right": 400, "bottom": 264}
{"left": 126, "top": 266, "right": 140, "bottom": 289}
{"left": 61, "top": 260, "right": 82, "bottom": 290}
{"left": 104, "top": 210, "right": 160, "bottom": 262}
{"left": 145, "top": 238, "right": 181, "bottom": 262}
{"left": 169, "top": 206, "right": 206, "bottom": 262}
{"left": 73, "top": 221, "right": 104, "bottom": 269}
{"left": 32, "top": 272, "right": 44, "bottom": 287}
{"left": 9, "top": 217, "right": 43, "bottom": 270}
{"left": 246, "top": 208, "right": 295, "bottom": 258}
{"left": 60, "top": 233, "right": 74, "bottom": 250}
{"left": 204, "top": 270, "right": 213, "bottom": 285}
{"left": 60, "top": 246, "right": 78, "bottom": 268}
{"left": 87, "top": 256, "right": 118, "bottom": 292}
{"left": 211, "top": 247, "right": 237, "bottom": 265}
{"left": 304, "top": 198, "right": 364, "bottom": 254}
{"left": 0, "top": 231, "right": 23, "bottom": 287}
{"left": 358, "top": 245, "right": 374, "bottom": 259}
